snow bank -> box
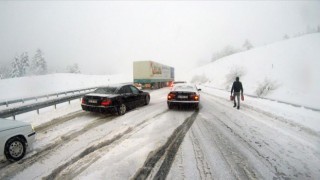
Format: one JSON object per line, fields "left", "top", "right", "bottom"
{"left": 0, "top": 73, "right": 132, "bottom": 101}
{"left": 188, "top": 33, "right": 320, "bottom": 110}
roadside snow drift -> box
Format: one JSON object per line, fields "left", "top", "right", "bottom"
{"left": 0, "top": 73, "right": 132, "bottom": 102}
{"left": 189, "top": 33, "right": 320, "bottom": 110}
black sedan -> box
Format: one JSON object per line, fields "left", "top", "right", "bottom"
{"left": 167, "top": 84, "right": 201, "bottom": 110}
{"left": 81, "top": 84, "right": 150, "bottom": 115}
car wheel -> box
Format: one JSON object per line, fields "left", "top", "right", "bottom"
{"left": 5, "top": 137, "right": 26, "bottom": 162}
{"left": 145, "top": 95, "right": 150, "bottom": 105}
{"left": 117, "top": 103, "right": 127, "bottom": 115}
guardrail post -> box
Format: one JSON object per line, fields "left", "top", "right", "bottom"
{"left": 6, "top": 101, "right": 8, "bottom": 107}
{"left": 69, "top": 100, "right": 70, "bottom": 104}
{"left": 54, "top": 104, "right": 57, "bottom": 109}
{"left": 37, "top": 109, "right": 39, "bottom": 114}
{"left": 13, "top": 114, "right": 15, "bottom": 120}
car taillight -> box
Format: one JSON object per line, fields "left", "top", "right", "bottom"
{"left": 81, "top": 98, "right": 85, "bottom": 104}
{"left": 190, "top": 93, "right": 199, "bottom": 101}
{"left": 167, "top": 93, "right": 175, "bottom": 100}
{"left": 101, "top": 99, "right": 112, "bottom": 106}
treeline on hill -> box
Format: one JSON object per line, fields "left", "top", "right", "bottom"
{"left": 0, "top": 49, "right": 81, "bottom": 79}
{"left": 212, "top": 25, "right": 320, "bottom": 62}
{"left": 211, "top": 39, "right": 253, "bottom": 62}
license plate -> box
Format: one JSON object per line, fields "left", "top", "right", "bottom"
{"left": 178, "top": 95, "right": 188, "bottom": 99}
{"left": 88, "top": 99, "right": 97, "bottom": 103}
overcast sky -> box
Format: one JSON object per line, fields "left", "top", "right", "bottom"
{"left": 0, "top": 1, "right": 319, "bottom": 79}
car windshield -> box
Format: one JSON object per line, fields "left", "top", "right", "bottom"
{"left": 93, "top": 87, "right": 117, "bottom": 94}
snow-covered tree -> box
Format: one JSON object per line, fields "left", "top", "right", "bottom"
{"left": 67, "top": 63, "right": 81, "bottom": 73}
{"left": 30, "top": 49, "right": 47, "bottom": 75}
{"left": 0, "top": 65, "right": 11, "bottom": 79}
{"left": 11, "top": 52, "right": 29, "bottom": 78}
{"left": 243, "top": 39, "right": 253, "bottom": 50}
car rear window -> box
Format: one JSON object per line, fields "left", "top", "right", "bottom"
{"left": 93, "top": 87, "right": 117, "bottom": 94}
{"left": 173, "top": 85, "right": 195, "bottom": 91}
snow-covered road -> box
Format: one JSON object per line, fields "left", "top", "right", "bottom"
{"left": 0, "top": 88, "right": 319, "bottom": 180}
{"left": 167, "top": 93, "right": 320, "bottom": 180}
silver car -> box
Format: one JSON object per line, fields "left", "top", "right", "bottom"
{"left": 0, "top": 118, "right": 36, "bottom": 162}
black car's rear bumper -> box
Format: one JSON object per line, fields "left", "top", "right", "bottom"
{"left": 167, "top": 100, "right": 199, "bottom": 104}
{"left": 81, "top": 104, "right": 117, "bottom": 113}
{"left": 167, "top": 100, "right": 199, "bottom": 107}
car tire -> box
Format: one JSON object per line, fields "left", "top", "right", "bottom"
{"left": 144, "top": 95, "right": 150, "bottom": 105}
{"left": 4, "top": 136, "right": 26, "bottom": 162}
{"left": 117, "top": 103, "right": 127, "bottom": 115}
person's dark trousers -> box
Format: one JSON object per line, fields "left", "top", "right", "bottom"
{"left": 233, "top": 92, "right": 240, "bottom": 109}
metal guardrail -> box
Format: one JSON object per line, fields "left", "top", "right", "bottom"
{"left": 0, "top": 92, "right": 90, "bottom": 119}
{"left": 0, "top": 87, "right": 99, "bottom": 108}
{"left": 0, "top": 83, "right": 134, "bottom": 119}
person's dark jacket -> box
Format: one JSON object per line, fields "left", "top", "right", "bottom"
{"left": 231, "top": 80, "right": 243, "bottom": 94}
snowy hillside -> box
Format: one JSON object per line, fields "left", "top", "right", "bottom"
{"left": 188, "top": 33, "right": 320, "bottom": 110}
{"left": 0, "top": 73, "right": 132, "bottom": 102}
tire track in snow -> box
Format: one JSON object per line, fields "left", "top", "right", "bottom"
{"left": 188, "top": 127, "right": 213, "bottom": 179}
{"left": 133, "top": 110, "right": 198, "bottom": 180}
{"left": 0, "top": 110, "right": 89, "bottom": 169}
{"left": 43, "top": 110, "right": 169, "bottom": 180}
{"left": 35, "top": 110, "right": 88, "bottom": 132}
{"left": 200, "top": 93, "right": 319, "bottom": 179}
{"left": 198, "top": 115, "right": 257, "bottom": 180}
{"left": 0, "top": 114, "right": 115, "bottom": 179}
{"left": 203, "top": 91, "right": 320, "bottom": 138}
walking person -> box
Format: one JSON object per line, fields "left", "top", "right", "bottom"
{"left": 231, "top": 77, "right": 243, "bottom": 109}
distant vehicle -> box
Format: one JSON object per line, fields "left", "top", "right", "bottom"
{"left": 167, "top": 84, "right": 201, "bottom": 110}
{"left": 133, "top": 61, "right": 174, "bottom": 89}
{"left": 0, "top": 118, "right": 36, "bottom": 162}
{"left": 81, "top": 84, "right": 150, "bottom": 115}
{"left": 170, "top": 81, "right": 187, "bottom": 88}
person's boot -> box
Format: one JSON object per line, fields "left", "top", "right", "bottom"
{"left": 233, "top": 103, "right": 236, "bottom": 107}
{"left": 237, "top": 106, "right": 240, "bottom": 110}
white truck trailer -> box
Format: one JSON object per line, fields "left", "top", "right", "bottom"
{"left": 133, "top": 61, "right": 174, "bottom": 89}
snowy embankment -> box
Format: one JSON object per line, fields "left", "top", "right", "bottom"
{"left": 189, "top": 33, "right": 320, "bottom": 110}
{"left": 0, "top": 73, "right": 132, "bottom": 102}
